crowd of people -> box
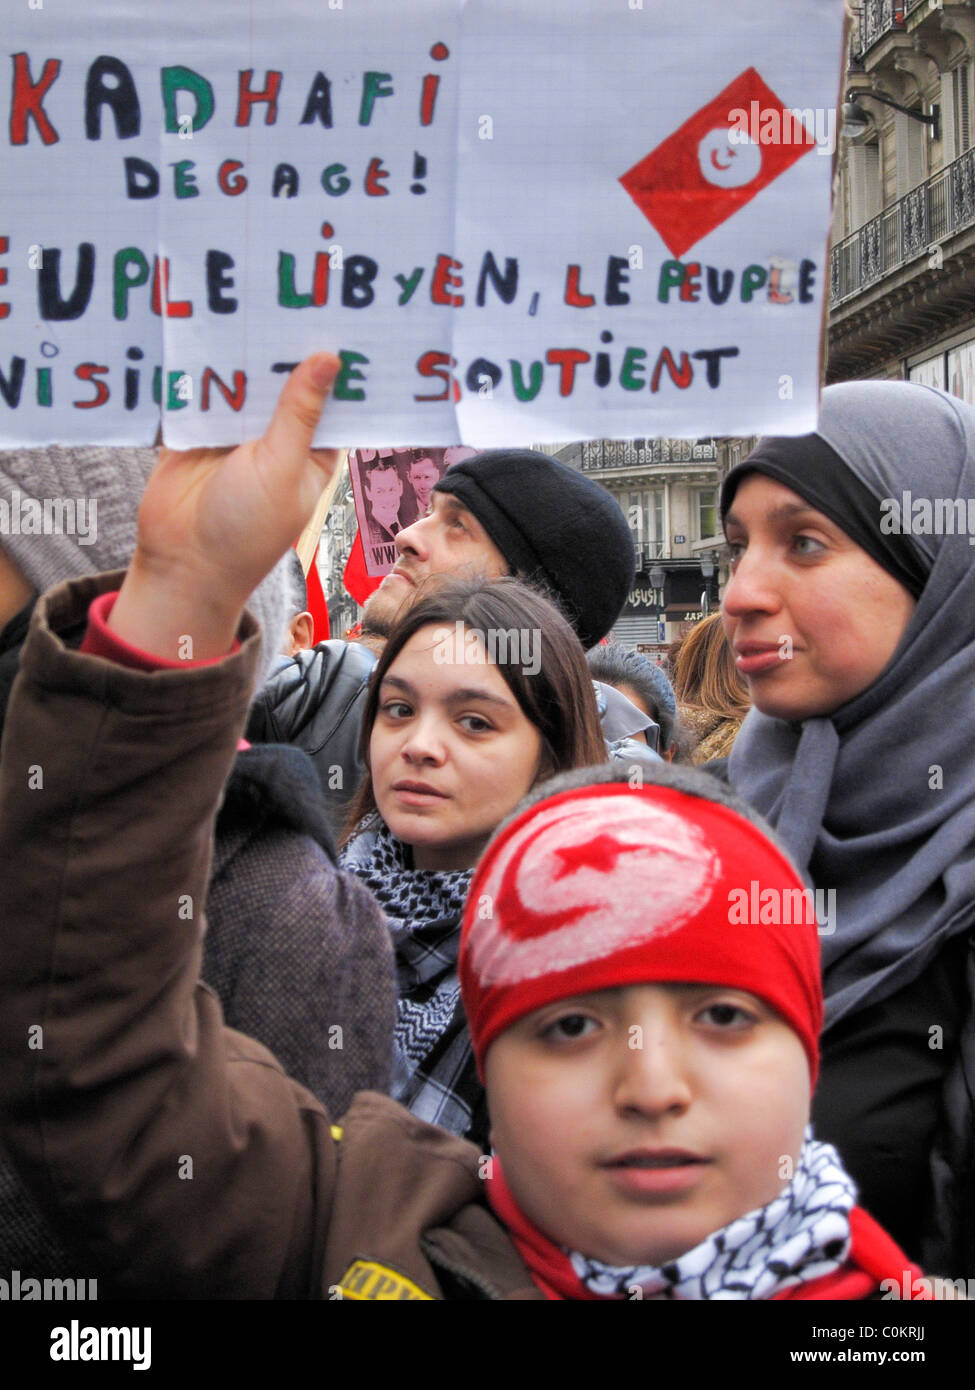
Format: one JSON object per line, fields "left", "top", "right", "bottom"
{"left": 0, "top": 354, "right": 971, "bottom": 1301}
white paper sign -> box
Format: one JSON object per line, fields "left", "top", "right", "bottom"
{"left": 0, "top": 0, "right": 846, "bottom": 447}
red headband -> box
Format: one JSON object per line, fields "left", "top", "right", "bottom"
{"left": 460, "top": 782, "right": 822, "bottom": 1085}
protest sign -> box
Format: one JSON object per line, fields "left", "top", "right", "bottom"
{"left": 349, "top": 445, "right": 476, "bottom": 576}
{"left": 0, "top": 0, "right": 846, "bottom": 448}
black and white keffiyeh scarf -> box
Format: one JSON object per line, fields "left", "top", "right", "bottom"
{"left": 339, "top": 819, "right": 482, "bottom": 1141}
{"left": 569, "top": 1132, "right": 856, "bottom": 1300}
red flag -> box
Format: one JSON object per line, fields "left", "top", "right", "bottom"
{"left": 343, "top": 528, "right": 384, "bottom": 607}
{"left": 619, "top": 67, "right": 815, "bottom": 259}
{"left": 304, "top": 542, "right": 330, "bottom": 642}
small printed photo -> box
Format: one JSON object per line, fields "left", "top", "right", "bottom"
{"left": 349, "top": 446, "right": 478, "bottom": 576}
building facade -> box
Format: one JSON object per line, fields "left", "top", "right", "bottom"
{"left": 829, "top": 0, "right": 975, "bottom": 391}
{"left": 532, "top": 437, "right": 737, "bottom": 654}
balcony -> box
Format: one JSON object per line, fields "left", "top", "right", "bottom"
{"left": 830, "top": 147, "right": 975, "bottom": 305}
{"left": 855, "top": 1, "right": 907, "bottom": 58}
{"left": 578, "top": 438, "right": 718, "bottom": 472}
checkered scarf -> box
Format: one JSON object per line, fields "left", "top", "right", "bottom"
{"left": 570, "top": 1133, "right": 855, "bottom": 1299}
{"left": 339, "top": 819, "right": 482, "bottom": 1142}
{"left": 488, "top": 1131, "right": 858, "bottom": 1300}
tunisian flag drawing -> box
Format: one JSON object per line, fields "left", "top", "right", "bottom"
{"left": 620, "top": 67, "right": 815, "bottom": 259}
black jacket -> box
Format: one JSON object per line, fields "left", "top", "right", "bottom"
{"left": 246, "top": 639, "right": 377, "bottom": 837}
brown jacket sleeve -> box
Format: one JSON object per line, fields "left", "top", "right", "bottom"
{"left": 0, "top": 574, "right": 338, "bottom": 1298}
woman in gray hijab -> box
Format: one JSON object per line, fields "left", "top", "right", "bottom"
{"left": 720, "top": 379, "right": 975, "bottom": 1277}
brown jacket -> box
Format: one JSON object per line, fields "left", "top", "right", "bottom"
{"left": 0, "top": 575, "right": 540, "bottom": 1301}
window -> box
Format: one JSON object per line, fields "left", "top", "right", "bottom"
{"left": 947, "top": 341, "right": 975, "bottom": 405}
{"left": 848, "top": 140, "right": 881, "bottom": 230}
{"left": 649, "top": 489, "right": 664, "bottom": 550}
{"left": 619, "top": 489, "right": 666, "bottom": 559}
{"left": 955, "top": 63, "right": 971, "bottom": 156}
{"left": 896, "top": 106, "right": 928, "bottom": 196}
{"left": 697, "top": 489, "right": 717, "bottom": 540}
{"left": 615, "top": 490, "right": 638, "bottom": 556}
{"left": 909, "top": 355, "right": 945, "bottom": 391}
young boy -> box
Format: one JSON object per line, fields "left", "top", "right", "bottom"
{"left": 460, "top": 766, "right": 930, "bottom": 1300}
{"left": 0, "top": 358, "right": 947, "bottom": 1299}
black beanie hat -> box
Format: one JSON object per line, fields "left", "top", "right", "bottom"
{"left": 433, "top": 449, "right": 636, "bottom": 649}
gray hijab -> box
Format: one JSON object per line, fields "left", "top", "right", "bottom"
{"left": 727, "top": 380, "right": 975, "bottom": 1027}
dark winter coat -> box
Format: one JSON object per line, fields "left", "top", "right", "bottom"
{"left": 0, "top": 580, "right": 395, "bottom": 1285}
{"left": 246, "top": 639, "right": 377, "bottom": 836}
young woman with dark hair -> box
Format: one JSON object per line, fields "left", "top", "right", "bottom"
{"left": 338, "top": 575, "right": 607, "bottom": 1148}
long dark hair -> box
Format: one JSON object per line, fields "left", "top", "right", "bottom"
{"left": 341, "top": 576, "right": 607, "bottom": 842}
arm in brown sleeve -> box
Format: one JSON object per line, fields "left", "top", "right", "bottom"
{"left": 0, "top": 573, "right": 338, "bottom": 1298}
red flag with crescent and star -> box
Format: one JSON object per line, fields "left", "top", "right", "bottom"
{"left": 619, "top": 67, "right": 816, "bottom": 259}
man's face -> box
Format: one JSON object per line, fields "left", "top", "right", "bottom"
{"left": 409, "top": 458, "right": 440, "bottom": 511}
{"left": 361, "top": 492, "right": 509, "bottom": 636}
{"left": 365, "top": 468, "right": 404, "bottom": 528}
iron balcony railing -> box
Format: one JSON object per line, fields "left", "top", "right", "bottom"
{"left": 578, "top": 438, "right": 718, "bottom": 472}
{"left": 856, "top": 1, "right": 907, "bottom": 56}
{"left": 830, "top": 146, "right": 975, "bottom": 305}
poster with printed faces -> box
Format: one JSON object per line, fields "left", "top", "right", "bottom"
{"left": 1, "top": 0, "right": 846, "bottom": 447}
{"left": 349, "top": 444, "right": 476, "bottom": 575}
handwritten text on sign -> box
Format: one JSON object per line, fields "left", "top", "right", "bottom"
{"left": 0, "top": 0, "right": 846, "bottom": 447}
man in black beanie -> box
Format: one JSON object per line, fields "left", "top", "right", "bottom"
{"left": 248, "top": 447, "right": 640, "bottom": 827}
{"left": 361, "top": 448, "right": 633, "bottom": 651}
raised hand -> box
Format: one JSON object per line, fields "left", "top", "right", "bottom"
{"left": 110, "top": 354, "right": 341, "bottom": 661}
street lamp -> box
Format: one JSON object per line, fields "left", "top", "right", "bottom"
{"left": 843, "top": 91, "right": 939, "bottom": 141}
{"left": 699, "top": 552, "right": 718, "bottom": 617}
{"left": 648, "top": 563, "right": 666, "bottom": 644}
